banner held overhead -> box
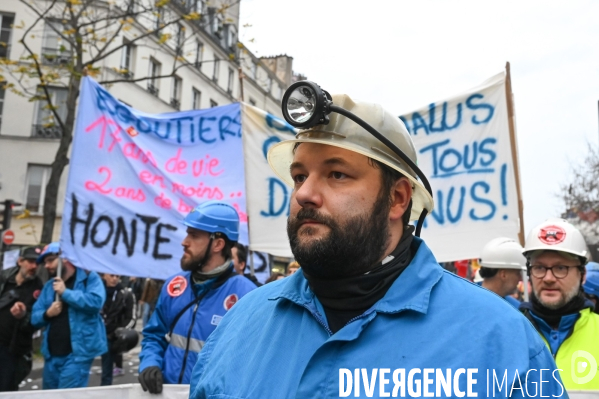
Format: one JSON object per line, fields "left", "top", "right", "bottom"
{"left": 60, "top": 77, "right": 292, "bottom": 279}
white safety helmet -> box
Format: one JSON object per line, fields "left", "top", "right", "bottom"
{"left": 523, "top": 218, "right": 589, "bottom": 264}
{"left": 479, "top": 237, "right": 527, "bottom": 270}
{"left": 268, "top": 94, "right": 434, "bottom": 221}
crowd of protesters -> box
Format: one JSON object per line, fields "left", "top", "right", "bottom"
{"left": 0, "top": 236, "right": 292, "bottom": 392}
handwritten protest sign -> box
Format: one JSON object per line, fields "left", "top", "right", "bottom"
{"left": 61, "top": 77, "right": 249, "bottom": 279}
{"left": 400, "top": 72, "right": 521, "bottom": 262}
{"left": 242, "top": 103, "right": 294, "bottom": 258}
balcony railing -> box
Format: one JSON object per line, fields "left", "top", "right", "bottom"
{"left": 31, "top": 124, "right": 62, "bottom": 139}
{"left": 170, "top": 98, "right": 181, "bottom": 110}
{"left": 147, "top": 84, "right": 159, "bottom": 96}
{"left": 41, "top": 47, "right": 72, "bottom": 65}
{"left": 119, "top": 69, "right": 134, "bottom": 79}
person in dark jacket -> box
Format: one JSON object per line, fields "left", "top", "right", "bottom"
{"left": 100, "top": 274, "right": 135, "bottom": 386}
{"left": 0, "top": 246, "right": 44, "bottom": 392}
{"left": 231, "top": 243, "right": 261, "bottom": 286}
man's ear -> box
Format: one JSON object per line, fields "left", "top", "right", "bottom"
{"left": 212, "top": 237, "right": 226, "bottom": 253}
{"left": 389, "top": 178, "right": 413, "bottom": 222}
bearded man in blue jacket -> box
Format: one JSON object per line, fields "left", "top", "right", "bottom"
{"left": 32, "top": 242, "right": 107, "bottom": 389}
{"left": 188, "top": 87, "right": 566, "bottom": 398}
{"left": 138, "top": 201, "right": 256, "bottom": 393}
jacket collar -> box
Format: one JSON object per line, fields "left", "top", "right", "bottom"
{"left": 268, "top": 237, "right": 444, "bottom": 315}
{"left": 74, "top": 266, "right": 89, "bottom": 284}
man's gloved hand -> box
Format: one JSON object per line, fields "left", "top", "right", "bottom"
{"left": 138, "top": 366, "right": 163, "bottom": 394}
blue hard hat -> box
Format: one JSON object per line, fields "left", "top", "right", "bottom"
{"left": 37, "top": 242, "right": 61, "bottom": 264}
{"left": 182, "top": 201, "right": 239, "bottom": 242}
{"left": 586, "top": 262, "right": 599, "bottom": 272}
{"left": 584, "top": 270, "right": 599, "bottom": 297}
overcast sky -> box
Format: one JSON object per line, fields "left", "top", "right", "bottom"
{"left": 238, "top": 0, "right": 599, "bottom": 236}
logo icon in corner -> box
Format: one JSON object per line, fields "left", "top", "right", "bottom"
{"left": 223, "top": 294, "right": 238, "bottom": 311}
{"left": 571, "top": 350, "right": 598, "bottom": 385}
{"left": 167, "top": 276, "right": 188, "bottom": 297}
{"left": 538, "top": 225, "right": 566, "bottom": 245}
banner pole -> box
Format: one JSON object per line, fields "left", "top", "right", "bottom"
{"left": 505, "top": 62, "right": 526, "bottom": 246}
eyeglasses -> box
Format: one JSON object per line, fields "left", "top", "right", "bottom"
{"left": 529, "top": 264, "right": 581, "bottom": 279}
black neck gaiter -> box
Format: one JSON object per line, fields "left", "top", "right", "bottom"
{"left": 530, "top": 290, "right": 589, "bottom": 329}
{"left": 304, "top": 227, "right": 415, "bottom": 334}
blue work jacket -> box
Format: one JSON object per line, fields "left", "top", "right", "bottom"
{"left": 31, "top": 267, "right": 107, "bottom": 361}
{"left": 189, "top": 238, "right": 566, "bottom": 398}
{"left": 139, "top": 266, "right": 256, "bottom": 384}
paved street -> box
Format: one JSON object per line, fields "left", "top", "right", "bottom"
{"left": 19, "top": 347, "right": 141, "bottom": 391}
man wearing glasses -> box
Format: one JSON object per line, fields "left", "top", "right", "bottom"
{"left": 521, "top": 218, "right": 599, "bottom": 390}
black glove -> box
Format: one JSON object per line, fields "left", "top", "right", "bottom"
{"left": 138, "top": 366, "right": 163, "bottom": 394}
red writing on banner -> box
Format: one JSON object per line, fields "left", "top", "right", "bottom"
{"left": 192, "top": 155, "right": 223, "bottom": 177}
{"left": 123, "top": 143, "right": 157, "bottom": 167}
{"left": 85, "top": 167, "right": 146, "bottom": 203}
{"left": 165, "top": 149, "right": 187, "bottom": 174}
{"left": 85, "top": 116, "right": 122, "bottom": 153}
{"left": 232, "top": 203, "right": 248, "bottom": 223}
{"left": 139, "top": 170, "right": 167, "bottom": 189}
{"left": 154, "top": 193, "right": 172, "bottom": 209}
{"left": 178, "top": 199, "right": 194, "bottom": 213}
{"left": 172, "top": 182, "right": 224, "bottom": 200}
{"left": 165, "top": 150, "right": 223, "bottom": 177}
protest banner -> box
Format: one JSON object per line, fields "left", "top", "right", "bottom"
{"left": 400, "top": 65, "right": 524, "bottom": 262}
{"left": 60, "top": 77, "right": 292, "bottom": 280}
{"left": 241, "top": 103, "right": 294, "bottom": 258}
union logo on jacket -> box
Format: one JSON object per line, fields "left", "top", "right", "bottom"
{"left": 139, "top": 266, "right": 256, "bottom": 384}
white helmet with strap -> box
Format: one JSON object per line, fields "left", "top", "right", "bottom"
{"left": 523, "top": 218, "right": 589, "bottom": 264}
{"left": 479, "top": 237, "right": 526, "bottom": 270}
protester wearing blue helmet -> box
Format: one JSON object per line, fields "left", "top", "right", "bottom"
{"left": 37, "top": 242, "right": 61, "bottom": 278}
{"left": 31, "top": 242, "right": 107, "bottom": 389}
{"left": 138, "top": 201, "right": 256, "bottom": 394}
{"left": 584, "top": 262, "right": 599, "bottom": 313}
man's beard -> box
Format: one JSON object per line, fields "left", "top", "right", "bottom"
{"left": 534, "top": 282, "right": 580, "bottom": 309}
{"left": 180, "top": 250, "right": 208, "bottom": 272}
{"left": 287, "top": 192, "right": 391, "bottom": 279}
{"left": 20, "top": 268, "right": 36, "bottom": 281}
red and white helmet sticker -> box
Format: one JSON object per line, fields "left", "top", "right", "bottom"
{"left": 223, "top": 294, "right": 238, "bottom": 311}
{"left": 538, "top": 225, "right": 566, "bottom": 245}
{"left": 167, "top": 276, "right": 188, "bottom": 297}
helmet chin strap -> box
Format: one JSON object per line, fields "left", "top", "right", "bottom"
{"left": 194, "top": 234, "right": 215, "bottom": 273}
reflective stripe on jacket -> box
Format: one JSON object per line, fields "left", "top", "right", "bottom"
{"left": 139, "top": 266, "right": 256, "bottom": 384}
{"left": 535, "top": 308, "right": 599, "bottom": 390}
{"left": 189, "top": 237, "right": 564, "bottom": 399}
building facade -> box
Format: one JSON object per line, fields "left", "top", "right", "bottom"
{"left": 0, "top": 0, "right": 300, "bottom": 248}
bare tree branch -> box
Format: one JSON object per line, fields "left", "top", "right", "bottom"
{"left": 18, "top": 0, "right": 67, "bottom": 133}
{"left": 19, "top": 0, "right": 77, "bottom": 50}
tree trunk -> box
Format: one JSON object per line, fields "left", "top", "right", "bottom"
{"left": 40, "top": 73, "right": 81, "bottom": 244}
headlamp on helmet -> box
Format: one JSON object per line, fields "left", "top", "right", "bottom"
{"left": 280, "top": 81, "right": 433, "bottom": 237}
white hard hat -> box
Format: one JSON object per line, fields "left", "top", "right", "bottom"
{"left": 523, "top": 218, "right": 588, "bottom": 263}
{"left": 268, "top": 94, "right": 434, "bottom": 221}
{"left": 479, "top": 237, "right": 527, "bottom": 270}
